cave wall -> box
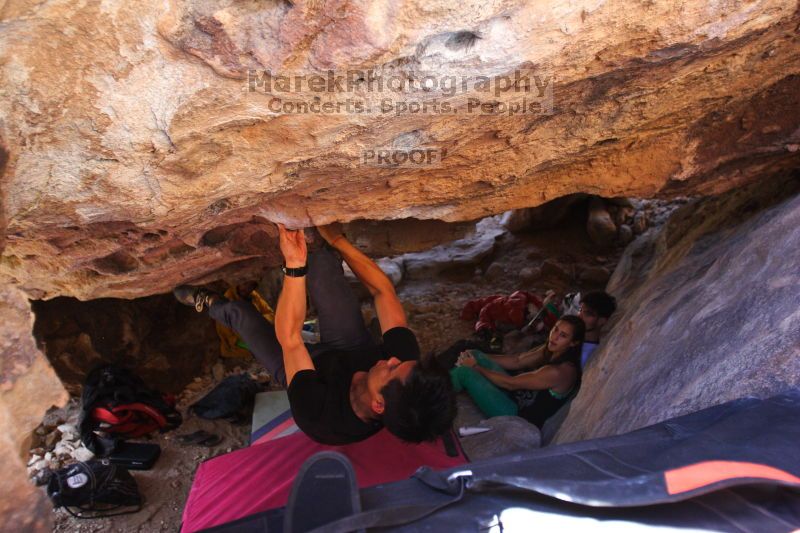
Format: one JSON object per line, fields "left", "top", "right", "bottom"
{"left": 554, "top": 172, "right": 800, "bottom": 443}
{"left": 1, "top": 0, "right": 799, "bottom": 300}
{"left": 0, "top": 287, "right": 68, "bottom": 532}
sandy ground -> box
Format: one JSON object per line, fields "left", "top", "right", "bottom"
{"left": 42, "top": 215, "right": 638, "bottom": 532}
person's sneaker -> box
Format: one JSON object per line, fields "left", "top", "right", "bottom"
{"left": 173, "top": 285, "right": 219, "bottom": 312}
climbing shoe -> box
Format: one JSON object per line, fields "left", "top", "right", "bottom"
{"left": 173, "top": 285, "right": 219, "bottom": 312}
{"left": 284, "top": 451, "right": 361, "bottom": 533}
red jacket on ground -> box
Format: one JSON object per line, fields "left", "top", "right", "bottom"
{"left": 461, "top": 290, "right": 558, "bottom": 333}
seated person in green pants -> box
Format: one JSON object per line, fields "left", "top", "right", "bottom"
{"left": 451, "top": 315, "right": 585, "bottom": 429}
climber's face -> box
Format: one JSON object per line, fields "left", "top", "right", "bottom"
{"left": 579, "top": 303, "right": 607, "bottom": 332}
{"left": 579, "top": 303, "right": 598, "bottom": 331}
{"left": 547, "top": 320, "right": 578, "bottom": 354}
{"left": 365, "top": 357, "right": 416, "bottom": 416}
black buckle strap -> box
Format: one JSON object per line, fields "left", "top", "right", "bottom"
{"left": 306, "top": 468, "right": 469, "bottom": 533}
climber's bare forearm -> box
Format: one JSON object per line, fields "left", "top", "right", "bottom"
{"left": 331, "top": 238, "right": 393, "bottom": 296}
{"left": 476, "top": 363, "right": 568, "bottom": 391}
{"left": 331, "top": 237, "right": 407, "bottom": 333}
{"left": 275, "top": 276, "right": 313, "bottom": 383}
{"left": 487, "top": 346, "right": 544, "bottom": 371}
{"left": 487, "top": 354, "right": 525, "bottom": 371}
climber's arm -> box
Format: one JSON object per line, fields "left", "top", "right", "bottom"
{"left": 475, "top": 363, "right": 575, "bottom": 392}
{"left": 318, "top": 224, "right": 407, "bottom": 333}
{"left": 488, "top": 345, "right": 547, "bottom": 370}
{"left": 514, "top": 345, "right": 549, "bottom": 369}
{"left": 274, "top": 224, "right": 314, "bottom": 385}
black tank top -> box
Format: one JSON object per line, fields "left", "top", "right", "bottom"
{"left": 518, "top": 360, "right": 580, "bottom": 429}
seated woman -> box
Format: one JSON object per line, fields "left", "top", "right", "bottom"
{"left": 450, "top": 315, "right": 585, "bottom": 429}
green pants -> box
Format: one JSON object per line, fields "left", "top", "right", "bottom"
{"left": 450, "top": 350, "right": 518, "bottom": 417}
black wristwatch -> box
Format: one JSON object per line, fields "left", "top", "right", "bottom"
{"left": 281, "top": 264, "right": 308, "bottom": 277}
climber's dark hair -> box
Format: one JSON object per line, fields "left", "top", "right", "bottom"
{"left": 380, "top": 357, "right": 456, "bottom": 443}
{"left": 581, "top": 291, "right": 617, "bottom": 318}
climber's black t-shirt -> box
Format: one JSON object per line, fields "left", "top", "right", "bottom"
{"left": 287, "top": 327, "right": 420, "bottom": 445}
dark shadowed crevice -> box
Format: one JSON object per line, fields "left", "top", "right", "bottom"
{"left": 30, "top": 294, "right": 222, "bottom": 396}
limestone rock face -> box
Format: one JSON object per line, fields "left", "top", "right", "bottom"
{"left": 553, "top": 174, "right": 800, "bottom": 444}
{"left": 1, "top": 0, "right": 799, "bottom": 299}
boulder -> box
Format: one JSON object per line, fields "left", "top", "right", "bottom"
{"left": 484, "top": 262, "right": 506, "bottom": 281}
{"left": 554, "top": 175, "right": 800, "bottom": 444}
{"left": 586, "top": 197, "right": 618, "bottom": 246}
{"left": 455, "top": 411, "right": 542, "bottom": 461}
{"left": 519, "top": 266, "right": 541, "bottom": 283}
{"left": 403, "top": 218, "right": 504, "bottom": 280}
{"left": 540, "top": 259, "right": 570, "bottom": 281}
{"left": 617, "top": 224, "right": 634, "bottom": 245}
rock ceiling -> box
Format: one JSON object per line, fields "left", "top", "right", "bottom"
{"left": 1, "top": 0, "right": 798, "bottom": 299}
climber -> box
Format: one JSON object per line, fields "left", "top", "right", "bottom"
{"left": 173, "top": 223, "right": 456, "bottom": 445}
{"left": 576, "top": 291, "right": 617, "bottom": 368}
{"left": 450, "top": 315, "right": 585, "bottom": 429}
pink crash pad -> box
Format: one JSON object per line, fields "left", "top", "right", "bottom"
{"left": 181, "top": 429, "right": 467, "bottom": 532}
